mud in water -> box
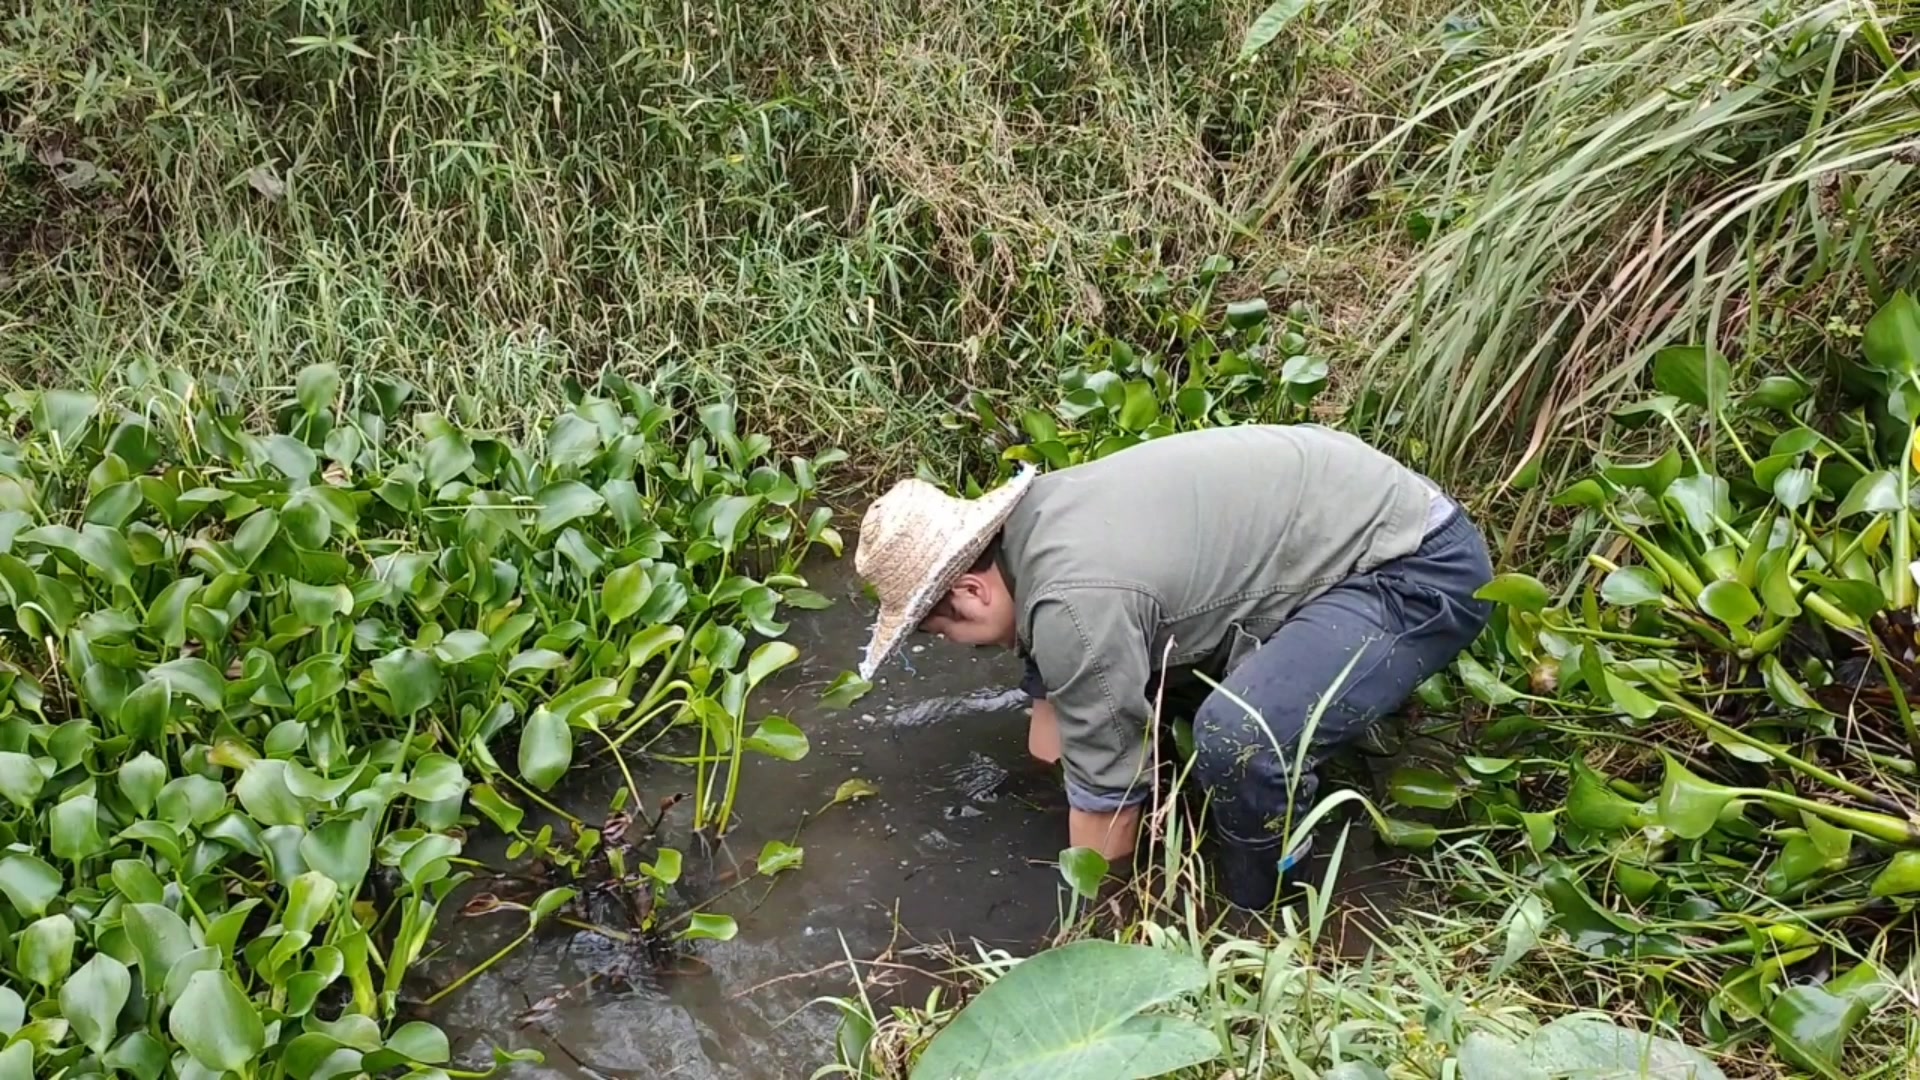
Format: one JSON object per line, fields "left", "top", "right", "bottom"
{"left": 414, "top": 558, "right": 1426, "bottom": 1078}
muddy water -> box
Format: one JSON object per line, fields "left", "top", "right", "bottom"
{"left": 416, "top": 559, "right": 1417, "bottom": 1077}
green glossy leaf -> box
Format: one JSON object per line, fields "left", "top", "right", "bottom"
{"left": 386, "top": 1021, "right": 451, "bottom": 1065}
{"left": 821, "top": 672, "right": 873, "bottom": 709}
{"left": 170, "top": 970, "right": 267, "bottom": 1073}
{"left": 1773, "top": 467, "right": 1816, "bottom": 510}
{"left": 403, "top": 754, "right": 468, "bottom": 803}
{"left": 756, "top": 839, "right": 804, "bottom": 877}
{"left": 1057, "top": 846, "right": 1108, "bottom": 899}
{"left": 533, "top": 482, "right": 604, "bottom": 535}
{"left": 1652, "top": 345, "right": 1730, "bottom": 409}
{"left": 1601, "top": 445, "right": 1682, "bottom": 497}
{"left": 296, "top": 363, "right": 342, "bottom": 415}
{"left": 236, "top": 759, "right": 310, "bottom": 827}
{"left": 832, "top": 778, "right": 879, "bottom": 805}
{"left": 300, "top": 814, "right": 374, "bottom": 891}
{"left": 518, "top": 707, "right": 572, "bottom": 791}
{"left": 1387, "top": 766, "right": 1460, "bottom": 810}
{"left": 18, "top": 913, "right": 76, "bottom": 987}
{"left": 1837, "top": 470, "right": 1901, "bottom": 519}
{"left": 1654, "top": 756, "right": 1735, "bottom": 840}
{"left": 1117, "top": 382, "right": 1158, "bottom": 432}
{"left": 0, "top": 752, "right": 44, "bottom": 810}
{"left": 469, "top": 784, "right": 523, "bottom": 833}
{"left": 743, "top": 717, "right": 809, "bottom": 761}
{"left": 50, "top": 794, "right": 105, "bottom": 864}
{"left": 0, "top": 854, "right": 62, "bottom": 917}
{"left": 1869, "top": 850, "right": 1920, "bottom": 897}
{"left": 124, "top": 903, "right": 194, "bottom": 981}
{"left": 1863, "top": 290, "right": 1920, "bottom": 377}
{"left": 421, "top": 432, "right": 474, "bottom": 487}
{"left": 1698, "top": 580, "right": 1760, "bottom": 627}
{"left": 288, "top": 580, "right": 354, "bottom": 627}
{"left": 1768, "top": 984, "right": 1866, "bottom": 1074}
{"left": 602, "top": 562, "right": 653, "bottom": 624}
{"left": 912, "top": 939, "right": 1219, "bottom": 1080}
{"left": 1808, "top": 574, "right": 1885, "bottom": 623}
{"left": 1599, "top": 566, "right": 1665, "bottom": 607}
{"left": 372, "top": 648, "right": 442, "bottom": 718}
{"left": 746, "top": 641, "right": 799, "bottom": 688}
{"left": 625, "top": 625, "right": 685, "bottom": 672}
{"left": 1664, "top": 474, "right": 1731, "bottom": 539}
{"left": 1454, "top": 653, "right": 1520, "bottom": 705}
{"left": 147, "top": 658, "right": 224, "bottom": 711}
{"left": 641, "top": 848, "right": 682, "bottom": 885}
{"left": 1566, "top": 762, "right": 1647, "bottom": 833}
{"left": 677, "top": 913, "right": 738, "bottom": 942}
{"left": 61, "top": 951, "right": 131, "bottom": 1054}
{"left": 1475, "top": 573, "right": 1549, "bottom": 613}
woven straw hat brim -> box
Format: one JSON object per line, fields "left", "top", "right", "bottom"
{"left": 856, "top": 467, "right": 1036, "bottom": 681}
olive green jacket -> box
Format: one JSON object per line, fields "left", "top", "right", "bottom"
{"left": 997, "top": 424, "right": 1436, "bottom": 810}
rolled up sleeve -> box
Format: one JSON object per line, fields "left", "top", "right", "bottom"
{"left": 1025, "top": 588, "right": 1158, "bottom": 812}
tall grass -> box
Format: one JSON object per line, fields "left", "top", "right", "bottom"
{"left": 1351, "top": 0, "right": 1920, "bottom": 486}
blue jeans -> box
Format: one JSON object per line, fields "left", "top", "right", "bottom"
{"left": 1193, "top": 505, "right": 1494, "bottom": 855}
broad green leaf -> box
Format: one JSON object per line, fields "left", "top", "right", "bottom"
{"left": 641, "top": 848, "right": 682, "bottom": 885}
{"left": 111, "top": 860, "right": 165, "bottom": 904}
{"left": 235, "top": 759, "right": 309, "bottom": 827}
{"left": 1837, "top": 470, "right": 1901, "bottom": 519}
{"left": 1117, "top": 382, "right": 1158, "bottom": 432}
{"left": 105, "top": 1031, "right": 168, "bottom": 1080}
{"left": 746, "top": 641, "right": 799, "bottom": 688}
{"left": 1599, "top": 566, "right": 1665, "bottom": 607}
{"left": 1460, "top": 1016, "right": 1726, "bottom": 1080}
{"left": 1808, "top": 574, "right": 1885, "bottom": 623}
{"left": 625, "top": 625, "right": 685, "bottom": 672}
{"left": 1454, "top": 653, "right": 1519, "bottom": 705}
{"left": 19, "top": 913, "right": 76, "bottom": 987}
{"left": 231, "top": 508, "right": 281, "bottom": 566}
{"left": 1863, "top": 290, "right": 1920, "bottom": 377}
{"left": 821, "top": 672, "right": 873, "bottom": 709}
{"left": 157, "top": 774, "right": 226, "bottom": 826}
{"left": 124, "top": 903, "right": 194, "bottom": 980}
{"left": 296, "top": 363, "right": 342, "bottom": 415}
{"left": 403, "top": 754, "right": 468, "bottom": 803}
{"left": 421, "top": 432, "right": 474, "bottom": 487}
{"left": 1869, "top": 850, "right": 1920, "bottom": 897}
{"left": 1654, "top": 756, "right": 1735, "bottom": 840}
{"left": 170, "top": 970, "right": 267, "bottom": 1073}
{"left": 1387, "top": 766, "right": 1460, "bottom": 810}
{"left": 1698, "top": 580, "right": 1760, "bottom": 627}
{"left": 518, "top": 707, "right": 572, "bottom": 791}
{"left": 1768, "top": 985, "right": 1866, "bottom": 1074}
{"left": 1663, "top": 474, "right": 1731, "bottom": 539}
{"left": 602, "top": 562, "right": 653, "bottom": 624}
{"left": 433, "top": 629, "right": 492, "bottom": 665}
{"left": 1239, "top": 0, "right": 1308, "bottom": 60}
{"left": 1550, "top": 478, "right": 1608, "bottom": 509}
{"left": 756, "top": 840, "right": 804, "bottom": 877}
{"left": 1601, "top": 446, "right": 1682, "bottom": 497}
{"left": 831, "top": 778, "right": 879, "bottom": 805}
{"left": 61, "top": 951, "right": 131, "bottom": 1054}
{"left": 1772, "top": 467, "right": 1816, "bottom": 510}
{"left": 533, "top": 482, "right": 604, "bottom": 535}
{"left": 469, "top": 784, "right": 523, "bottom": 833}
{"left": 743, "top": 717, "right": 809, "bottom": 761}
{"left": 677, "top": 913, "right": 738, "bottom": 942}
{"left": 286, "top": 871, "right": 340, "bottom": 935}
{"left": 1474, "top": 573, "right": 1549, "bottom": 613}
{"left": 50, "top": 795, "right": 105, "bottom": 864}
{"left": 0, "top": 854, "right": 62, "bottom": 917}
{"left": 371, "top": 648, "right": 442, "bottom": 718}
{"left": 1057, "top": 846, "right": 1108, "bottom": 899}
{"left": 300, "top": 814, "right": 374, "bottom": 891}
{"left": 1652, "top": 344, "right": 1730, "bottom": 410}
{"left": 35, "top": 388, "right": 99, "bottom": 448}
{"left": 147, "top": 658, "right": 225, "bottom": 711}
{"left": 288, "top": 580, "right": 354, "bottom": 627}
{"left": 0, "top": 752, "right": 44, "bottom": 810}
{"left": 911, "top": 939, "right": 1219, "bottom": 1080}
{"left": 0, "top": 1040, "right": 26, "bottom": 1080}
{"left": 118, "top": 752, "right": 165, "bottom": 814}
{"left": 1490, "top": 894, "right": 1547, "bottom": 979}
{"left": 386, "top": 1021, "right": 451, "bottom": 1064}
{"left": 1566, "top": 762, "right": 1647, "bottom": 833}
{"left": 709, "top": 495, "right": 763, "bottom": 552}
{"left": 146, "top": 575, "right": 203, "bottom": 648}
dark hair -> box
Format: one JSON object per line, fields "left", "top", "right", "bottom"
{"left": 968, "top": 534, "right": 1002, "bottom": 574}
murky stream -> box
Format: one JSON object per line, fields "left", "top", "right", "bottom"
{"left": 414, "top": 559, "right": 1419, "bottom": 1078}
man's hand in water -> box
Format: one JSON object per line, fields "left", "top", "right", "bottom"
{"left": 1027, "top": 699, "right": 1062, "bottom": 765}
{"left": 1029, "top": 700, "right": 1141, "bottom": 863}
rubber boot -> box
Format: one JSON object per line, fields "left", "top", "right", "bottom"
{"left": 1213, "top": 828, "right": 1315, "bottom": 911}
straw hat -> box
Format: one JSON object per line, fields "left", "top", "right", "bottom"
{"left": 854, "top": 466, "right": 1037, "bottom": 680}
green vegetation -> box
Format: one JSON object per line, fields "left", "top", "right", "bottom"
{"left": 0, "top": 369, "right": 841, "bottom": 1075}
{"left": 9, "top": 0, "right": 1920, "bottom": 1077}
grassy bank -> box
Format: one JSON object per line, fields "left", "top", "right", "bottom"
{"left": 9, "top": 1, "right": 1920, "bottom": 1078}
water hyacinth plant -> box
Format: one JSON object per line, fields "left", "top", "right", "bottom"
{"left": 0, "top": 362, "right": 844, "bottom": 1077}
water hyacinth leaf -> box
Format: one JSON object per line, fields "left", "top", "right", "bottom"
{"left": 147, "top": 658, "right": 224, "bottom": 711}
{"left": 296, "top": 363, "right": 341, "bottom": 415}
{"left": 625, "top": 624, "right": 685, "bottom": 672}
{"left": 518, "top": 708, "right": 572, "bottom": 792}
{"left": 709, "top": 495, "right": 762, "bottom": 553}
{"left": 746, "top": 642, "right": 799, "bottom": 688}
{"left": 1387, "top": 766, "right": 1460, "bottom": 810}
{"left": 469, "top": 784, "right": 523, "bottom": 833}
{"left": 602, "top": 562, "right": 653, "bottom": 624}
{"left": 757, "top": 840, "right": 804, "bottom": 877}
{"left": 1460, "top": 1017, "right": 1727, "bottom": 1080}
{"left": 1773, "top": 467, "right": 1816, "bottom": 510}
{"left": 678, "top": 913, "right": 738, "bottom": 942}
{"left": 288, "top": 580, "right": 353, "bottom": 627}
{"left": 0, "top": 752, "right": 44, "bottom": 810}
{"left": 1750, "top": 375, "right": 1809, "bottom": 413}
{"left": 170, "top": 970, "right": 266, "bottom": 1073}
{"left": 1768, "top": 985, "right": 1867, "bottom": 1074}
{"left": 19, "top": 913, "right": 76, "bottom": 987}
{"left": 300, "top": 814, "right": 374, "bottom": 891}
{"left": 386, "top": 1022, "right": 451, "bottom": 1065}
{"left": 1475, "top": 573, "right": 1549, "bottom": 613}
{"left": 1863, "top": 290, "right": 1920, "bottom": 376}
{"left": 1869, "top": 850, "right": 1920, "bottom": 897}
{"left": 1117, "top": 382, "right": 1158, "bottom": 432}
{"left": 50, "top": 794, "right": 105, "bottom": 863}
{"left": 403, "top": 754, "right": 468, "bottom": 803}
{"left": 1566, "top": 762, "right": 1646, "bottom": 832}
{"left": 421, "top": 432, "right": 474, "bottom": 488}
{"left": 1057, "top": 846, "right": 1109, "bottom": 899}
{"left": 1762, "top": 655, "right": 1821, "bottom": 711}
{"left": 1837, "top": 470, "right": 1901, "bottom": 519}
{"left": 743, "top": 717, "right": 809, "bottom": 761}
{"left": 1601, "top": 445, "right": 1682, "bottom": 497}
{"left": 433, "top": 630, "right": 492, "bottom": 665}
{"left": 641, "top": 848, "right": 682, "bottom": 885}
{"left": 235, "top": 759, "right": 309, "bottom": 827}
{"left": 1454, "top": 653, "right": 1520, "bottom": 705}
{"left": 832, "top": 778, "right": 879, "bottom": 805}
{"left": 372, "top": 648, "right": 442, "bottom": 718}
{"left": 1373, "top": 816, "right": 1438, "bottom": 849}
{"left": 1599, "top": 566, "right": 1665, "bottom": 607}
{"left": 1698, "top": 580, "right": 1760, "bottom": 627}
{"left": 1490, "top": 894, "right": 1547, "bottom": 979}
{"left": 124, "top": 903, "right": 194, "bottom": 980}
{"left": 912, "top": 939, "right": 1219, "bottom": 1080}
{"left": 0, "top": 853, "right": 62, "bottom": 918}
{"left": 820, "top": 672, "right": 873, "bottom": 709}
{"left": 533, "top": 481, "right": 603, "bottom": 535}
{"left": 1654, "top": 757, "right": 1735, "bottom": 840}
{"left": 507, "top": 648, "right": 568, "bottom": 677}
{"left": 61, "top": 951, "right": 131, "bottom": 1054}
{"left": 1652, "top": 344, "right": 1731, "bottom": 409}
{"left": 1807, "top": 574, "right": 1884, "bottom": 623}
{"left": 1664, "top": 474, "right": 1731, "bottom": 539}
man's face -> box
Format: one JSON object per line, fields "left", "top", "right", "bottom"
{"left": 918, "top": 565, "right": 1017, "bottom": 649}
